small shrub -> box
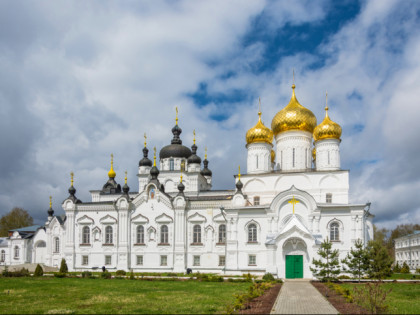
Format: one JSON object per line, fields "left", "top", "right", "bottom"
{"left": 59, "top": 259, "right": 68, "bottom": 273}
{"left": 54, "top": 272, "right": 66, "bottom": 278}
{"left": 2, "top": 266, "right": 9, "bottom": 277}
{"left": 34, "top": 264, "right": 44, "bottom": 277}
{"left": 262, "top": 273, "right": 275, "bottom": 282}
{"left": 101, "top": 271, "right": 112, "bottom": 279}
{"left": 400, "top": 262, "right": 410, "bottom": 274}
{"left": 338, "top": 275, "right": 350, "bottom": 279}
{"left": 81, "top": 271, "right": 92, "bottom": 278}
{"left": 129, "top": 270, "right": 135, "bottom": 280}
{"left": 244, "top": 272, "right": 254, "bottom": 282}
{"left": 393, "top": 262, "right": 401, "bottom": 273}
{"left": 116, "top": 270, "right": 126, "bottom": 276}
{"left": 208, "top": 275, "right": 224, "bottom": 282}
{"left": 352, "top": 282, "right": 392, "bottom": 314}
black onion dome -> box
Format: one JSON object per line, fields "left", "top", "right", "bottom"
{"left": 187, "top": 144, "right": 201, "bottom": 164}
{"left": 159, "top": 124, "right": 192, "bottom": 159}
{"left": 123, "top": 183, "right": 130, "bottom": 194}
{"left": 101, "top": 178, "right": 121, "bottom": 194}
{"left": 139, "top": 147, "right": 153, "bottom": 167}
{"left": 177, "top": 181, "right": 185, "bottom": 194}
{"left": 201, "top": 159, "right": 212, "bottom": 176}
{"left": 150, "top": 165, "right": 159, "bottom": 179}
{"left": 48, "top": 206, "right": 54, "bottom": 217}
{"left": 236, "top": 179, "right": 243, "bottom": 192}
{"left": 68, "top": 185, "right": 82, "bottom": 203}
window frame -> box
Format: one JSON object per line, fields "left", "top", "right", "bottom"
{"left": 160, "top": 225, "right": 169, "bottom": 245}
{"left": 14, "top": 246, "right": 19, "bottom": 259}
{"left": 330, "top": 222, "right": 340, "bottom": 241}
{"left": 192, "top": 224, "right": 202, "bottom": 244}
{"left": 136, "top": 225, "right": 145, "bottom": 244}
{"left": 105, "top": 225, "right": 113, "bottom": 244}
{"left": 160, "top": 255, "right": 167, "bottom": 266}
{"left": 82, "top": 255, "right": 89, "bottom": 265}
{"left": 54, "top": 237, "right": 60, "bottom": 253}
{"left": 247, "top": 223, "right": 257, "bottom": 243}
{"left": 1, "top": 250, "right": 5, "bottom": 262}
{"left": 193, "top": 255, "right": 200, "bottom": 266}
{"left": 218, "top": 224, "right": 226, "bottom": 244}
{"left": 82, "top": 226, "right": 90, "bottom": 244}
{"left": 169, "top": 159, "right": 174, "bottom": 171}
{"left": 136, "top": 255, "right": 143, "bottom": 266}
{"left": 326, "top": 193, "right": 332, "bottom": 203}
{"left": 253, "top": 196, "right": 260, "bottom": 206}
{"left": 248, "top": 254, "right": 256, "bottom": 266}
{"left": 105, "top": 255, "right": 112, "bottom": 265}
{"left": 219, "top": 255, "right": 225, "bottom": 266}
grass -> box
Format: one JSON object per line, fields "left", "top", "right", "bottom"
{"left": 385, "top": 273, "right": 420, "bottom": 280}
{"left": 340, "top": 282, "right": 420, "bottom": 314}
{"left": 0, "top": 277, "right": 250, "bottom": 314}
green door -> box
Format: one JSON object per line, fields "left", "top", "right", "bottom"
{"left": 285, "top": 255, "right": 303, "bottom": 279}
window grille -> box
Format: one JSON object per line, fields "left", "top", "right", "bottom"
{"left": 136, "top": 225, "right": 145, "bottom": 244}
{"left": 160, "top": 225, "right": 168, "bottom": 244}
{"left": 82, "top": 255, "right": 89, "bottom": 265}
{"left": 193, "top": 255, "right": 200, "bottom": 266}
{"left": 54, "top": 237, "right": 60, "bottom": 253}
{"left": 219, "top": 255, "right": 225, "bottom": 266}
{"left": 1, "top": 250, "right": 5, "bottom": 262}
{"left": 82, "top": 226, "right": 90, "bottom": 244}
{"left": 330, "top": 222, "right": 339, "bottom": 241}
{"left": 248, "top": 224, "right": 257, "bottom": 242}
{"left": 248, "top": 254, "right": 256, "bottom": 265}
{"left": 105, "top": 226, "right": 113, "bottom": 244}
{"left": 218, "top": 224, "right": 226, "bottom": 243}
{"left": 105, "top": 255, "right": 111, "bottom": 265}
{"left": 14, "top": 246, "right": 19, "bottom": 259}
{"left": 136, "top": 255, "right": 143, "bottom": 265}
{"left": 193, "top": 225, "right": 201, "bottom": 243}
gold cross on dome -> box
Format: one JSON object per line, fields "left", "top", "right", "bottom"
{"left": 288, "top": 196, "right": 299, "bottom": 214}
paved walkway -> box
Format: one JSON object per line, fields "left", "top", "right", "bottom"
{"left": 271, "top": 280, "right": 338, "bottom": 314}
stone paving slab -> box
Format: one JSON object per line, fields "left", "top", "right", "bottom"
{"left": 271, "top": 280, "right": 338, "bottom": 314}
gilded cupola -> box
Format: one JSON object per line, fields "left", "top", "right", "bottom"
{"left": 246, "top": 110, "right": 273, "bottom": 145}
{"left": 271, "top": 84, "right": 317, "bottom": 135}
{"left": 313, "top": 95, "right": 342, "bottom": 141}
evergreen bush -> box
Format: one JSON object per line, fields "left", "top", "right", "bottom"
{"left": 81, "top": 271, "right": 92, "bottom": 278}
{"left": 262, "top": 273, "right": 275, "bottom": 282}
{"left": 310, "top": 238, "right": 340, "bottom": 282}
{"left": 34, "top": 264, "right": 44, "bottom": 277}
{"left": 101, "top": 271, "right": 112, "bottom": 279}
{"left": 400, "top": 262, "right": 410, "bottom": 273}
{"left": 59, "top": 258, "right": 68, "bottom": 273}
{"left": 116, "top": 270, "right": 126, "bottom": 276}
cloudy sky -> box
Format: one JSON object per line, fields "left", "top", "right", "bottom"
{"left": 1, "top": 0, "right": 419, "bottom": 229}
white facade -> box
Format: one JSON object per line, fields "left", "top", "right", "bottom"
{"left": 394, "top": 231, "right": 420, "bottom": 272}
{"left": 2, "top": 89, "right": 374, "bottom": 279}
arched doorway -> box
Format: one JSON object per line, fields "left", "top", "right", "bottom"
{"left": 283, "top": 237, "right": 308, "bottom": 279}
{"left": 34, "top": 241, "right": 46, "bottom": 264}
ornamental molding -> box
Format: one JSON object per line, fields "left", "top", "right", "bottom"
{"left": 76, "top": 215, "right": 94, "bottom": 225}
{"left": 187, "top": 212, "right": 207, "bottom": 223}
{"left": 132, "top": 214, "right": 149, "bottom": 224}
{"left": 155, "top": 213, "right": 173, "bottom": 224}
{"left": 99, "top": 214, "right": 117, "bottom": 225}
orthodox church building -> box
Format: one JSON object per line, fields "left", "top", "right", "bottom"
{"left": 2, "top": 84, "right": 374, "bottom": 279}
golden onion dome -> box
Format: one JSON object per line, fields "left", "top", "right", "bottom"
{"left": 246, "top": 111, "right": 273, "bottom": 145}
{"left": 108, "top": 154, "right": 116, "bottom": 178}
{"left": 271, "top": 84, "right": 317, "bottom": 135}
{"left": 313, "top": 104, "right": 342, "bottom": 141}
{"left": 271, "top": 149, "right": 275, "bottom": 163}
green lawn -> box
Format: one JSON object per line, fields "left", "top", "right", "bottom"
{"left": 386, "top": 273, "right": 420, "bottom": 280}
{"left": 0, "top": 277, "right": 250, "bottom": 314}
{"left": 340, "top": 282, "right": 420, "bottom": 314}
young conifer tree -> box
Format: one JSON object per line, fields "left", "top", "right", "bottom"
{"left": 310, "top": 237, "right": 341, "bottom": 282}
{"left": 366, "top": 240, "right": 393, "bottom": 279}
{"left": 59, "top": 258, "right": 68, "bottom": 273}
{"left": 342, "top": 239, "right": 369, "bottom": 282}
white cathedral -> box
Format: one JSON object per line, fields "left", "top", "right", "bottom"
{"left": 2, "top": 83, "right": 374, "bottom": 279}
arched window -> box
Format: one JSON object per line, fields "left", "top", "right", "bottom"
{"left": 218, "top": 224, "right": 226, "bottom": 243}
{"left": 1, "top": 250, "right": 5, "bottom": 262}
{"left": 160, "top": 225, "right": 168, "bottom": 244}
{"left": 193, "top": 224, "right": 201, "bottom": 243}
{"left": 248, "top": 224, "right": 257, "bottom": 243}
{"left": 256, "top": 155, "right": 259, "bottom": 169}
{"left": 82, "top": 226, "right": 90, "bottom": 244}
{"left": 14, "top": 246, "right": 19, "bottom": 259}
{"left": 105, "top": 226, "right": 113, "bottom": 244}
{"left": 169, "top": 159, "right": 174, "bottom": 171}
{"left": 54, "top": 237, "right": 60, "bottom": 253}
{"left": 330, "top": 222, "right": 339, "bottom": 241}
{"left": 136, "top": 225, "right": 145, "bottom": 244}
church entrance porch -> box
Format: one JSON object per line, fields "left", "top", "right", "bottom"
{"left": 285, "top": 255, "right": 303, "bottom": 279}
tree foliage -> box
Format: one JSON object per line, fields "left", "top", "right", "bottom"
{"left": 400, "top": 262, "right": 410, "bottom": 273}
{"left": 366, "top": 240, "right": 393, "bottom": 279}
{"left": 59, "top": 258, "right": 68, "bottom": 273}
{"left": 310, "top": 238, "right": 340, "bottom": 282}
{"left": 0, "top": 207, "right": 34, "bottom": 236}
{"left": 342, "top": 239, "right": 369, "bottom": 282}
{"left": 34, "top": 264, "right": 44, "bottom": 277}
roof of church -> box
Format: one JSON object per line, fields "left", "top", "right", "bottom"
{"left": 10, "top": 225, "right": 41, "bottom": 232}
